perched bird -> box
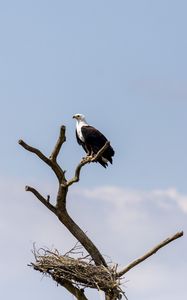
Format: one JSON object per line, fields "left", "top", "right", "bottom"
{"left": 73, "top": 114, "right": 115, "bottom": 168}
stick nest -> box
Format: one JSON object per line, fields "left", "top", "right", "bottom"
{"left": 30, "top": 247, "right": 123, "bottom": 297}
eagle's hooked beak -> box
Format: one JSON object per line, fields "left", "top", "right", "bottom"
{"left": 73, "top": 114, "right": 81, "bottom": 120}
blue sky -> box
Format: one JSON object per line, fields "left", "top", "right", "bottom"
{"left": 0, "top": 1, "right": 187, "bottom": 299}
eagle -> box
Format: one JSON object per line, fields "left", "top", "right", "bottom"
{"left": 73, "top": 114, "right": 115, "bottom": 168}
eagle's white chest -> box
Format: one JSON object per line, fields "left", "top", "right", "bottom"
{"left": 76, "top": 122, "right": 87, "bottom": 142}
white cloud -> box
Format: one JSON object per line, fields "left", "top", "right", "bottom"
{"left": 77, "top": 185, "right": 187, "bottom": 214}
{"left": 73, "top": 186, "right": 186, "bottom": 242}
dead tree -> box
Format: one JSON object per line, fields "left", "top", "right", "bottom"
{"left": 19, "top": 125, "right": 183, "bottom": 300}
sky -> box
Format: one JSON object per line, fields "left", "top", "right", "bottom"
{"left": 0, "top": 1, "right": 187, "bottom": 299}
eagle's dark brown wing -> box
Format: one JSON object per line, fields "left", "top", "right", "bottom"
{"left": 81, "top": 126, "right": 115, "bottom": 168}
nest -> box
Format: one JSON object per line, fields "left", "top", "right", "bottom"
{"left": 30, "top": 246, "right": 124, "bottom": 298}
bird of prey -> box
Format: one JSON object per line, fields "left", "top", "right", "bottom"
{"left": 73, "top": 114, "right": 115, "bottom": 168}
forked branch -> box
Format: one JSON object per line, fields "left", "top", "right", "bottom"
{"left": 19, "top": 126, "right": 107, "bottom": 267}
{"left": 19, "top": 134, "right": 66, "bottom": 183}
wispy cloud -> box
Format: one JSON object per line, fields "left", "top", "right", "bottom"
{"left": 74, "top": 186, "right": 187, "bottom": 236}
{"left": 72, "top": 185, "right": 186, "bottom": 259}
{"left": 77, "top": 185, "right": 187, "bottom": 214}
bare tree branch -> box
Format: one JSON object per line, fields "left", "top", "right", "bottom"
{"left": 66, "top": 159, "right": 89, "bottom": 187}
{"left": 19, "top": 133, "right": 107, "bottom": 267}
{"left": 25, "top": 181, "right": 107, "bottom": 266}
{"left": 67, "top": 141, "right": 110, "bottom": 187}
{"left": 19, "top": 139, "right": 66, "bottom": 183}
{"left": 54, "top": 182, "right": 107, "bottom": 267}
{"left": 117, "top": 231, "right": 184, "bottom": 277}
{"left": 54, "top": 279, "right": 88, "bottom": 300}
{"left": 49, "top": 125, "right": 66, "bottom": 162}
{"left": 57, "top": 208, "right": 107, "bottom": 267}
{"left": 25, "top": 185, "right": 56, "bottom": 214}
{"left": 19, "top": 139, "right": 51, "bottom": 165}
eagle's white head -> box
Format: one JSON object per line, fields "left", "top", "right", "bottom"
{"left": 73, "top": 114, "right": 88, "bottom": 130}
{"left": 72, "top": 113, "right": 85, "bottom": 120}
{"left": 73, "top": 114, "right": 88, "bottom": 129}
{"left": 73, "top": 113, "right": 87, "bottom": 123}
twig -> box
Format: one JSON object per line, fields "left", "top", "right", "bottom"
{"left": 25, "top": 186, "right": 56, "bottom": 214}
{"left": 67, "top": 141, "right": 110, "bottom": 187}
{"left": 50, "top": 125, "right": 66, "bottom": 162}
{"left": 64, "top": 241, "right": 83, "bottom": 257}
{"left": 117, "top": 231, "right": 184, "bottom": 277}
